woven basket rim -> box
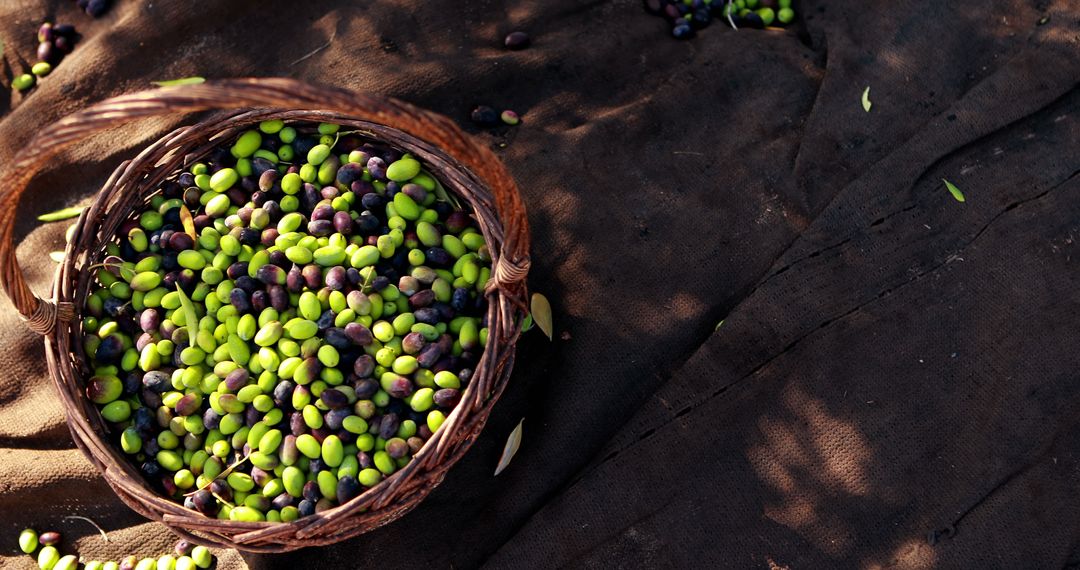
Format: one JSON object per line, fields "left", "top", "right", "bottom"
{"left": 11, "top": 79, "right": 530, "bottom": 552}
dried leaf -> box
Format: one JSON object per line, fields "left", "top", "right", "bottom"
{"left": 37, "top": 205, "right": 84, "bottom": 222}
{"left": 0, "top": 35, "right": 5, "bottom": 61}
{"left": 530, "top": 293, "right": 553, "bottom": 341}
{"left": 179, "top": 205, "right": 197, "bottom": 240}
{"left": 943, "top": 179, "right": 965, "bottom": 203}
{"left": 861, "top": 87, "right": 872, "bottom": 113}
{"left": 153, "top": 76, "right": 205, "bottom": 87}
{"left": 494, "top": 419, "right": 523, "bottom": 476}
{"left": 175, "top": 285, "right": 199, "bottom": 344}
{"left": 521, "top": 313, "right": 534, "bottom": 332}
{"left": 49, "top": 251, "right": 65, "bottom": 263}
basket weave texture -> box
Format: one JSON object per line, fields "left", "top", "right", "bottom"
{"left": 0, "top": 78, "right": 530, "bottom": 552}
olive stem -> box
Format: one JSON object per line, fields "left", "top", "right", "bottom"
{"left": 62, "top": 515, "right": 110, "bottom": 542}
{"left": 327, "top": 128, "right": 365, "bottom": 152}
{"left": 210, "top": 492, "right": 235, "bottom": 509}
{"left": 359, "top": 264, "right": 376, "bottom": 294}
{"left": 182, "top": 454, "right": 251, "bottom": 497}
{"left": 289, "top": 30, "right": 337, "bottom": 67}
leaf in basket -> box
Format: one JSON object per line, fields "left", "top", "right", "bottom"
{"left": 861, "top": 86, "right": 872, "bottom": 113}
{"left": 175, "top": 285, "right": 199, "bottom": 344}
{"left": 179, "top": 204, "right": 197, "bottom": 240}
{"left": 37, "top": 205, "right": 84, "bottom": 222}
{"left": 943, "top": 179, "right": 965, "bottom": 203}
{"left": 65, "top": 223, "right": 78, "bottom": 244}
{"left": 153, "top": 76, "right": 205, "bottom": 87}
{"left": 521, "top": 313, "right": 534, "bottom": 333}
{"left": 494, "top": 418, "right": 524, "bottom": 476}
{"left": 530, "top": 293, "right": 553, "bottom": 341}
{"left": 428, "top": 171, "right": 462, "bottom": 210}
{"left": 49, "top": 251, "right": 65, "bottom": 263}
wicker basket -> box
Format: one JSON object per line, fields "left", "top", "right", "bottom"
{"left": 0, "top": 78, "right": 530, "bottom": 552}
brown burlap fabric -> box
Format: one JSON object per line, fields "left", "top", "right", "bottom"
{"left": 2, "top": 0, "right": 1078, "bottom": 568}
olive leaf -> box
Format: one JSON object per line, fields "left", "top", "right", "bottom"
{"left": 943, "top": 179, "right": 965, "bottom": 202}
{"left": 715, "top": 319, "right": 725, "bottom": 332}
{"left": 861, "top": 87, "right": 872, "bottom": 113}
{"left": 153, "top": 77, "right": 206, "bottom": 87}
{"left": 179, "top": 204, "right": 197, "bottom": 240}
{"left": 530, "top": 293, "right": 553, "bottom": 341}
{"left": 175, "top": 285, "right": 200, "bottom": 345}
{"left": 428, "top": 170, "right": 462, "bottom": 210}
{"left": 37, "top": 205, "right": 84, "bottom": 222}
{"left": 494, "top": 418, "right": 523, "bottom": 476}
{"left": 65, "top": 223, "right": 78, "bottom": 243}
{"left": 48, "top": 251, "right": 65, "bottom": 263}
{"left": 521, "top": 313, "right": 534, "bottom": 332}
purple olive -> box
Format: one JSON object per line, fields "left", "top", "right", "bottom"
{"left": 416, "top": 343, "right": 443, "bottom": 368}
{"left": 402, "top": 332, "right": 426, "bottom": 355}
{"left": 324, "top": 266, "right": 347, "bottom": 291}
{"left": 325, "top": 408, "right": 351, "bottom": 431}
{"left": 445, "top": 211, "right": 472, "bottom": 234}
{"left": 470, "top": 105, "right": 499, "bottom": 127}
{"left": 257, "top": 264, "right": 286, "bottom": 285}
{"left": 344, "top": 323, "right": 373, "bottom": 346}
{"left": 251, "top": 290, "right": 269, "bottom": 312}
{"left": 320, "top": 389, "right": 349, "bottom": 409}
{"left": 287, "top": 266, "right": 305, "bottom": 292}
{"left": 353, "top": 355, "right": 376, "bottom": 378}
{"left": 224, "top": 369, "right": 249, "bottom": 391}
{"left": 333, "top": 211, "right": 353, "bottom": 235}
{"left": 226, "top": 262, "right": 249, "bottom": 280}
{"left": 366, "top": 157, "right": 387, "bottom": 180}
{"left": 337, "top": 475, "right": 361, "bottom": 503}
{"left": 37, "top": 42, "right": 57, "bottom": 64}
{"left": 387, "top": 376, "right": 413, "bottom": 399}
{"left": 336, "top": 163, "right": 365, "bottom": 185}
{"left": 385, "top": 437, "right": 409, "bottom": 459}
{"left": 409, "top": 289, "right": 436, "bottom": 309}
{"left": 504, "top": 31, "right": 530, "bottom": 50}
{"left": 191, "top": 490, "right": 217, "bottom": 516}
{"left": 174, "top": 393, "right": 200, "bottom": 416}
{"left": 401, "top": 183, "right": 427, "bottom": 203}
{"left": 168, "top": 232, "right": 194, "bottom": 251}
{"left": 434, "top": 388, "right": 461, "bottom": 408}
{"left": 302, "top": 265, "right": 323, "bottom": 289}
{"left": 425, "top": 247, "right": 453, "bottom": 267}
{"left": 310, "top": 204, "right": 335, "bottom": 221}
{"left": 378, "top": 413, "right": 400, "bottom": 439}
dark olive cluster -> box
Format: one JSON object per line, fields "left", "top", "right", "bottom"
{"left": 644, "top": 0, "right": 797, "bottom": 39}
{"left": 82, "top": 121, "right": 492, "bottom": 523}
{"left": 13, "top": 23, "right": 79, "bottom": 92}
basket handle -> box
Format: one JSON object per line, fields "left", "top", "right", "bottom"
{"left": 0, "top": 78, "right": 530, "bottom": 336}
